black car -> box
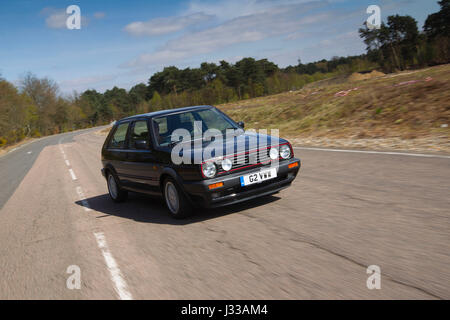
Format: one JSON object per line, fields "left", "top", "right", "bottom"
{"left": 101, "top": 105, "right": 301, "bottom": 218}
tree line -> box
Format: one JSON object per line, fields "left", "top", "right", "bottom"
{"left": 359, "top": 0, "right": 450, "bottom": 72}
{"left": 1, "top": 0, "right": 449, "bottom": 147}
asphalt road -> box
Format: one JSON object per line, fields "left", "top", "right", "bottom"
{"left": 0, "top": 128, "right": 449, "bottom": 299}
{"left": 0, "top": 127, "right": 105, "bottom": 210}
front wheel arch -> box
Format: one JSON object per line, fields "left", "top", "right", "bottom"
{"left": 159, "top": 168, "right": 192, "bottom": 202}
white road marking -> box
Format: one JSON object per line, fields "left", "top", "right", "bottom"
{"left": 58, "top": 137, "right": 65, "bottom": 155}
{"left": 4, "top": 140, "right": 36, "bottom": 156}
{"left": 59, "top": 129, "right": 131, "bottom": 299}
{"left": 27, "top": 151, "right": 32, "bottom": 154}
{"left": 75, "top": 186, "right": 91, "bottom": 212}
{"left": 69, "top": 169, "right": 77, "bottom": 181}
{"left": 293, "top": 147, "right": 450, "bottom": 159}
{"left": 93, "top": 232, "right": 133, "bottom": 300}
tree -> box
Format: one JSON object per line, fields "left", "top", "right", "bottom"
{"left": 0, "top": 79, "right": 38, "bottom": 143}
{"left": 200, "top": 62, "right": 219, "bottom": 83}
{"left": 149, "top": 91, "right": 162, "bottom": 110}
{"left": 104, "top": 86, "right": 133, "bottom": 116}
{"left": 78, "top": 89, "right": 111, "bottom": 125}
{"left": 222, "top": 61, "right": 244, "bottom": 99}
{"left": 388, "top": 15, "right": 419, "bottom": 68}
{"left": 129, "top": 83, "right": 148, "bottom": 104}
{"left": 424, "top": 0, "right": 450, "bottom": 39}
{"left": 20, "top": 73, "right": 59, "bottom": 134}
{"left": 256, "top": 59, "right": 279, "bottom": 77}
{"left": 359, "top": 15, "right": 419, "bottom": 71}
{"left": 423, "top": 0, "right": 450, "bottom": 64}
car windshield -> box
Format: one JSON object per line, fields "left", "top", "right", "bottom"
{"left": 152, "top": 108, "right": 240, "bottom": 147}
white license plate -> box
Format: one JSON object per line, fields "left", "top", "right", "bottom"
{"left": 240, "top": 168, "right": 277, "bottom": 186}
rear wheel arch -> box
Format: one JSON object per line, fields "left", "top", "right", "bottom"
{"left": 106, "top": 170, "right": 128, "bottom": 202}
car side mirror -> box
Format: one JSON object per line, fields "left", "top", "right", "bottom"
{"left": 135, "top": 140, "right": 148, "bottom": 150}
{"left": 238, "top": 121, "right": 245, "bottom": 129}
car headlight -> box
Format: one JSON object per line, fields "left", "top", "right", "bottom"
{"left": 221, "top": 158, "right": 232, "bottom": 171}
{"left": 202, "top": 162, "right": 217, "bottom": 178}
{"left": 280, "top": 145, "right": 291, "bottom": 159}
{"left": 269, "top": 148, "right": 279, "bottom": 160}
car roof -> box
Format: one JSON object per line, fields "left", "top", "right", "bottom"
{"left": 118, "top": 105, "right": 214, "bottom": 123}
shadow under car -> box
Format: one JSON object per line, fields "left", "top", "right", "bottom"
{"left": 75, "top": 192, "right": 282, "bottom": 225}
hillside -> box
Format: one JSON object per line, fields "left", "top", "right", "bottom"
{"left": 218, "top": 64, "right": 450, "bottom": 153}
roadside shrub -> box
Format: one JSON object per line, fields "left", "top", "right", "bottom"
{"left": 0, "top": 137, "right": 7, "bottom": 147}
{"left": 31, "top": 130, "right": 41, "bottom": 138}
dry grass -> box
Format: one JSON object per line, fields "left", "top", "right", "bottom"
{"left": 348, "top": 70, "right": 385, "bottom": 82}
{"left": 218, "top": 64, "right": 450, "bottom": 143}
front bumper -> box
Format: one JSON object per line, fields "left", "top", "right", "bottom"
{"left": 182, "top": 158, "right": 301, "bottom": 208}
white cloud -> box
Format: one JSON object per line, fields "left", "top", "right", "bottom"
{"left": 123, "top": 1, "right": 330, "bottom": 68}
{"left": 297, "top": 31, "right": 365, "bottom": 63}
{"left": 60, "top": 74, "right": 118, "bottom": 91}
{"left": 249, "top": 29, "right": 364, "bottom": 69}
{"left": 124, "top": 12, "right": 213, "bottom": 36}
{"left": 43, "top": 9, "right": 67, "bottom": 29}
{"left": 185, "top": 0, "right": 319, "bottom": 21}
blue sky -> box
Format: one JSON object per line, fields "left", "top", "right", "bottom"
{"left": 0, "top": 0, "right": 440, "bottom": 94}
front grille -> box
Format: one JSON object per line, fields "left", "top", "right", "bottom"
{"left": 217, "top": 147, "right": 275, "bottom": 175}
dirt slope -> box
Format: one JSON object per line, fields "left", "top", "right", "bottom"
{"left": 218, "top": 64, "right": 450, "bottom": 153}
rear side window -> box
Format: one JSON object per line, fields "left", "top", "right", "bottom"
{"left": 129, "top": 120, "right": 149, "bottom": 149}
{"left": 153, "top": 117, "right": 168, "bottom": 135}
{"left": 108, "top": 122, "right": 130, "bottom": 149}
{"left": 153, "top": 117, "right": 168, "bottom": 146}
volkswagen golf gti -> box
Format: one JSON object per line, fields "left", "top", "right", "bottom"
{"left": 101, "top": 105, "right": 301, "bottom": 218}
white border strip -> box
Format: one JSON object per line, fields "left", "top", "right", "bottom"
{"left": 93, "top": 232, "right": 133, "bottom": 300}
{"left": 293, "top": 147, "right": 450, "bottom": 159}
{"left": 69, "top": 169, "right": 78, "bottom": 181}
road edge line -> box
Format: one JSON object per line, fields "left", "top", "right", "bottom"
{"left": 293, "top": 146, "right": 450, "bottom": 159}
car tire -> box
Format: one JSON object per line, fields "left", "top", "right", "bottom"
{"left": 163, "top": 177, "right": 193, "bottom": 219}
{"left": 107, "top": 172, "right": 128, "bottom": 203}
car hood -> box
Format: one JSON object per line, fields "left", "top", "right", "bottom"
{"left": 173, "top": 131, "right": 289, "bottom": 163}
